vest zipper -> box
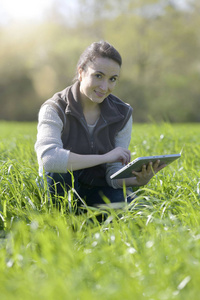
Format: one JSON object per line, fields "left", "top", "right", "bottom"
{"left": 79, "top": 117, "right": 96, "bottom": 154}
{"left": 90, "top": 140, "right": 95, "bottom": 153}
{"left": 90, "top": 140, "right": 94, "bottom": 149}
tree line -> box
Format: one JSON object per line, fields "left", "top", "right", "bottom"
{"left": 0, "top": 0, "right": 200, "bottom": 122}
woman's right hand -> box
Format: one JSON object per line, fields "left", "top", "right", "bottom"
{"left": 104, "top": 147, "right": 131, "bottom": 165}
{"left": 67, "top": 147, "right": 130, "bottom": 171}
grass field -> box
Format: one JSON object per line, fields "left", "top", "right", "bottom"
{"left": 0, "top": 121, "right": 200, "bottom": 300}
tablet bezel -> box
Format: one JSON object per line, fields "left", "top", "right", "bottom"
{"left": 110, "top": 154, "right": 181, "bottom": 180}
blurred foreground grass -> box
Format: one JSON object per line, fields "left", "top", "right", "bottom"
{"left": 0, "top": 121, "right": 200, "bottom": 300}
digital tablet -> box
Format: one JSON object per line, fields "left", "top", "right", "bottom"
{"left": 110, "top": 153, "right": 181, "bottom": 180}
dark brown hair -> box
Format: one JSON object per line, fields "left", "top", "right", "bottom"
{"left": 74, "top": 41, "right": 122, "bottom": 81}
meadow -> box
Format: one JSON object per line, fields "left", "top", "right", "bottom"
{"left": 0, "top": 121, "right": 200, "bottom": 300}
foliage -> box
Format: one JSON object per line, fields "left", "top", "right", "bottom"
{"left": 0, "top": 121, "right": 200, "bottom": 299}
{"left": 0, "top": 0, "right": 200, "bottom": 122}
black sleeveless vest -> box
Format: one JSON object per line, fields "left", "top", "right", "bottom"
{"left": 43, "top": 81, "right": 133, "bottom": 186}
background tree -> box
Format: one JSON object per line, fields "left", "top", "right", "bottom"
{"left": 0, "top": 0, "right": 200, "bottom": 122}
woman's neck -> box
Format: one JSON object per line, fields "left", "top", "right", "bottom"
{"left": 82, "top": 102, "right": 100, "bottom": 125}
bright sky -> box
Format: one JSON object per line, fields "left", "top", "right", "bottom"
{"left": 0, "top": 0, "right": 191, "bottom": 25}
{"left": 0, "top": 0, "right": 54, "bottom": 23}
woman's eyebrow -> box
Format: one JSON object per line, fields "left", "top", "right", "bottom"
{"left": 96, "top": 71, "right": 119, "bottom": 77}
{"left": 95, "top": 71, "right": 105, "bottom": 75}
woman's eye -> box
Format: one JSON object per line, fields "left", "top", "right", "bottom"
{"left": 95, "top": 74, "right": 102, "bottom": 79}
{"left": 110, "top": 77, "right": 117, "bottom": 82}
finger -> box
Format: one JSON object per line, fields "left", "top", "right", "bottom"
{"left": 121, "top": 156, "right": 127, "bottom": 165}
{"left": 153, "top": 160, "right": 160, "bottom": 169}
{"left": 124, "top": 149, "right": 131, "bottom": 163}
{"left": 132, "top": 164, "right": 146, "bottom": 174}
{"left": 157, "top": 163, "right": 167, "bottom": 171}
{"left": 147, "top": 160, "right": 158, "bottom": 174}
{"left": 123, "top": 150, "right": 131, "bottom": 164}
{"left": 147, "top": 162, "right": 153, "bottom": 173}
{"left": 141, "top": 164, "right": 147, "bottom": 175}
{"left": 131, "top": 170, "right": 141, "bottom": 178}
{"left": 126, "top": 151, "right": 131, "bottom": 164}
{"left": 120, "top": 153, "right": 129, "bottom": 165}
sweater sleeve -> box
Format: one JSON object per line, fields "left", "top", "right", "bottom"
{"left": 35, "top": 105, "right": 70, "bottom": 175}
{"left": 105, "top": 115, "right": 133, "bottom": 189}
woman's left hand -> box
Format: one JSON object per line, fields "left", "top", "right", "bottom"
{"left": 131, "top": 160, "right": 166, "bottom": 186}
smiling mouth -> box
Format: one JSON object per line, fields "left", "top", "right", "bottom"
{"left": 95, "top": 90, "right": 106, "bottom": 97}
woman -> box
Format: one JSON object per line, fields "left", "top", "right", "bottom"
{"left": 35, "top": 41, "right": 164, "bottom": 208}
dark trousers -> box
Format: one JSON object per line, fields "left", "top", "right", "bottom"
{"left": 46, "top": 171, "right": 134, "bottom": 207}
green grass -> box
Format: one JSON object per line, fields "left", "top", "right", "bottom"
{"left": 0, "top": 121, "right": 200, "bottom": 300}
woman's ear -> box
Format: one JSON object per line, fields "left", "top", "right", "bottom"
{"left": 78, "top": 67, "right": 83, "bottom": 81}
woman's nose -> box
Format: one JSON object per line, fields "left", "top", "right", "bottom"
{"left": 99, "top": 79, "right": 108, "bottom": 91}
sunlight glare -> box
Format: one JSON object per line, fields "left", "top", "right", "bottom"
{"left": 0, "top": 0, "right": 54, "bottom": 22}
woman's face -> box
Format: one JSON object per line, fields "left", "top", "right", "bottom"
{"left": 78, "top": 57, "right": 120, "bottom": 104}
